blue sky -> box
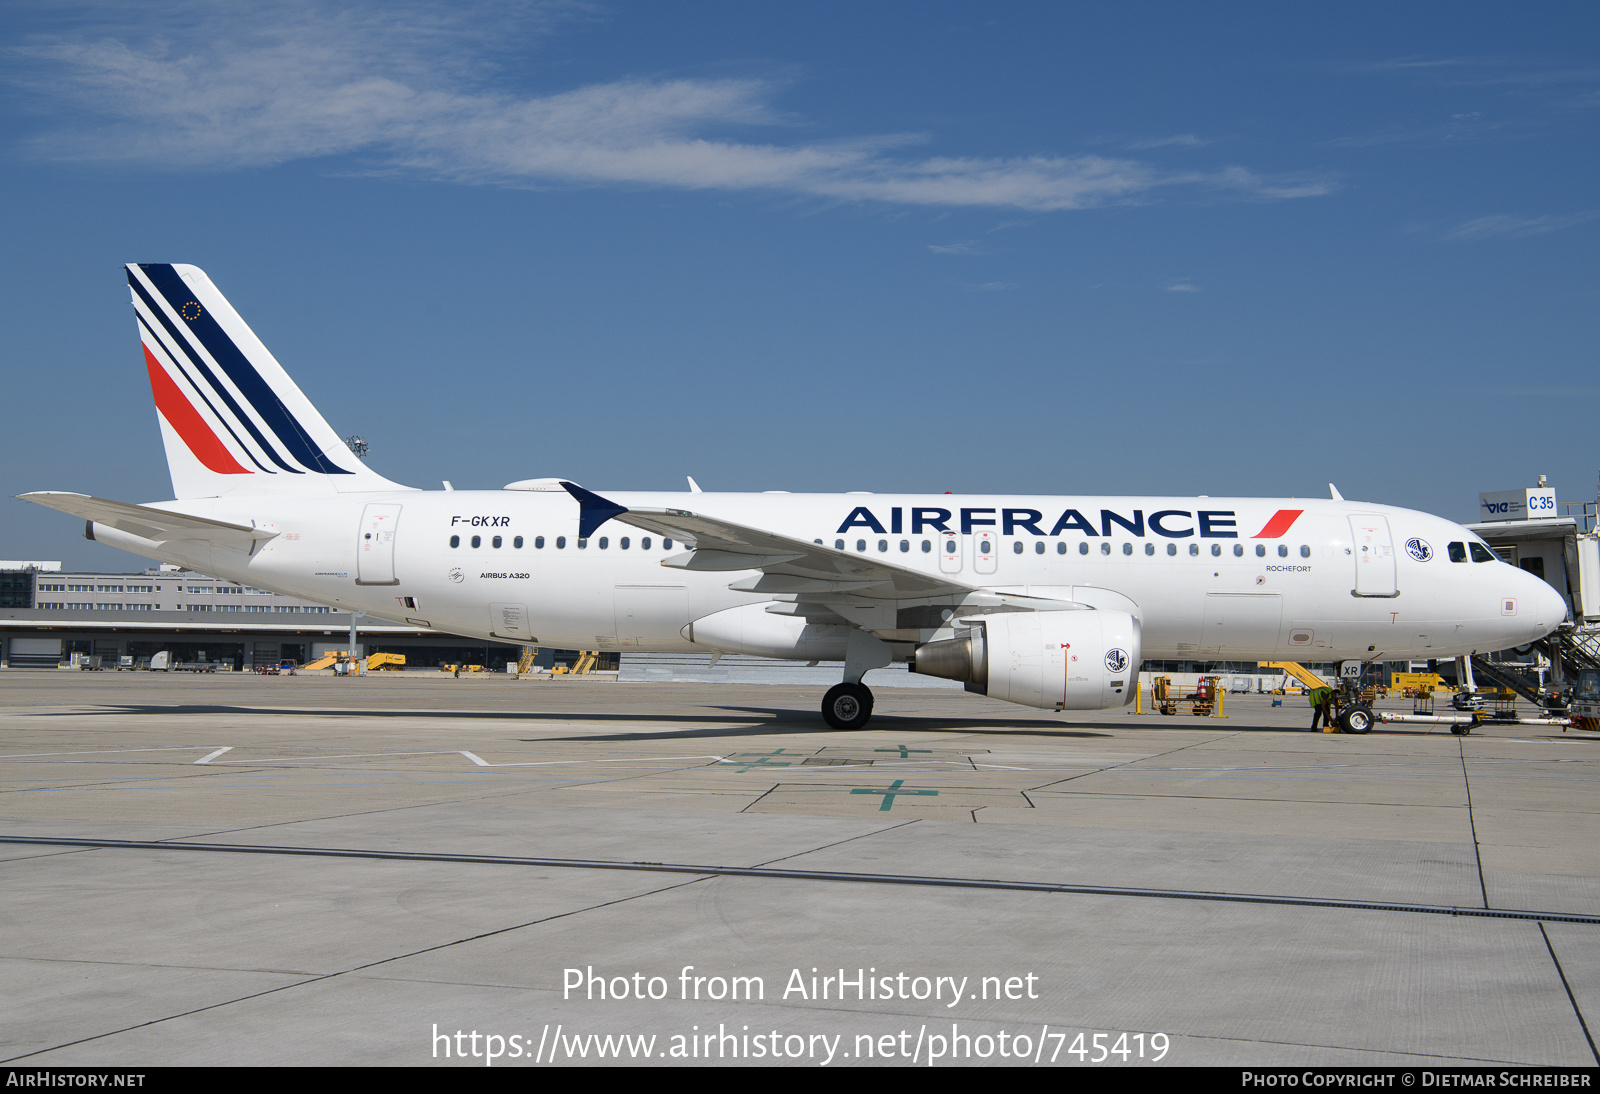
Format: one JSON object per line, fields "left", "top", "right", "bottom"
{"left": 3, "top": 2, "right": 1597, "bottom": 568}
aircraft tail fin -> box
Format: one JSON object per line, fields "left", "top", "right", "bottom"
{"left": 126, "top": 263, "right": 410, "bottom": 499}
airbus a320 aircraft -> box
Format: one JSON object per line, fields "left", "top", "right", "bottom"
{"left": 22, "top": 264, "right": 1568, "bottom": 731}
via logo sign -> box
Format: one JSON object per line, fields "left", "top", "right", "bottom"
{"left": 1405, "top": 538, "right": 1433, "bottom": 562}
{"left": 1104, "top": 648, "right": 1129, "bottom": 674}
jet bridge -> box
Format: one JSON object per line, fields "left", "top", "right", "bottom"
{"left": 1468, "top": 497, "right": 1600, "bottom": 713}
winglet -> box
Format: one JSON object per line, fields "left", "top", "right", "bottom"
{"left": 559, "top": 481, "right": 628, "bottom": 539}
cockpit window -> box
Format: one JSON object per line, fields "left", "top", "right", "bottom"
{"left": 1469, "top": 542, "right": 1496, "bottom": 563}
{"left": 1447, "top": 542, "right": 1467, "bottom": 563}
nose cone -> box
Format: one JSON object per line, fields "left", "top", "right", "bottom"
{"left": 1520, "top": 568, "right": 1570, "bottom": 637}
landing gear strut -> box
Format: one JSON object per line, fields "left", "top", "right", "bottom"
{"left": 822, "top": 682, "right": 874, "bottom": 730}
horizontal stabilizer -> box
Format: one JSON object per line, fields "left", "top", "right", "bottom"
{"left": 17, "top": 492, "right": 277, "bottom": 547}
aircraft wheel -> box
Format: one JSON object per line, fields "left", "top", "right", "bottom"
{"left": 822, "top": 683, "right": 873, "bottom": 730}
{"left": 1339, "top": 704, "right": 1374, "bottom": 734}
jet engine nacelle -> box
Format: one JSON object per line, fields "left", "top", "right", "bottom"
{"left": 913, "top": 609, "right": 1141, "bottom": 710}
{"left": 684, "top": 602, "right": 851, "bottom": 660}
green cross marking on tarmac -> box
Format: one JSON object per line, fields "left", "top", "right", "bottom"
{"left": 850, "top": 780, "right": 938, "bottom": 812}
{"left": 873, "top": 745, "right": 934, "bottom": 759}
{"left": 726, "top": 749, "right": 797, "bottom": 773}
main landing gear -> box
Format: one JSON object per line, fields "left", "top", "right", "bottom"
{"left": 821, "top": 629, "right": 892, "bottom": 729}
{"left": 822, "top": 682, "right": 874, "bottom": 730}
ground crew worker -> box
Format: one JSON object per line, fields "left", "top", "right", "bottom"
{"left": 1309, "top": 684, "right": 1335, "bottom": 731}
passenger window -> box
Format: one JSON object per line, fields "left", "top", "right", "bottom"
{"left": 1255, "top": 544, "right": 1266, "bottom": 557}
{"left": 1470, "top": 543, "right": 1496, "bottom": 563}
{"left": 1122, "top": 542, "right": 1133, "bottom": 555}
{"left": 556, "top": 536, "right": 566, "bottom": 549}
{"left": 945, "top": 539, "right": 957, "bottom": 553}
{"left": 1189, "top": 544, "right": 1199, "bottom": 556}
{"left": 836, "top": 539, "right": 846, "bottom": 550}
{"left": 1299, "top": 545, "right": 1310, "bottom": 558}
{"left": 449, "top": 535, "right": 459, "bottom": 548}
{"left": 471, "top": 535, "right": 481, "bottom": 548}
{"left": 514, "top": 536, "right": 523, "bottom": 548}
{"left": 1167, "top": 543, "right": 1177, "bottom": 556}
{"left": 900, "top": 540, "right": 910, "bottom": 552}
{"left": 1101, "top": 542, "right": 1111, "bottom": 555}
{"left": 1448, "top": 542, "right": 1467, "bottom": 563}
{"left": 922, "top": 540, "right": 932, "bottom": 553}
{"left": 1013, "top": 541, "right": 1023, "bottom": 554}
{"left": 878, "top": 539, "right": 888, "bottom": 552}
{"left": 663, "top": 538, "right": 673, "bottom": 550}
{"left": 1233, "top": 544, "right": 1243, "bottom": 557}
{"left": 577, "top": 538, "right": 588, "bottom": 549}
{"left": 1057, "top": 542, "right": 1067, "bottom": 555}
{"left": 620, "top": 537, "right": 629, "bottom": 549}
{"left": 642, "top": 537, "right": 651, "bottom": 550}
{"left": 979, "top": 540, "right": 991, "bottom": 554}
{"left": 492, "top": 535, "right": 502, "bottom": 548}
{"left": 1035, "top": 541, "right": 1045, "bottom": 555}
{"left": 599, "top": 537, "right": 608, "bottom": 549}
{"left": 1277, "top": 544, "right": 1288, "bottom": 557}
{"left": 535, "top": 536, "right": 545, "bottom": 549}
{"left": 1211, "top": 544, "right": 1221, "bottom": 557}
{"left": 1145, "top": 543, "right": 1155, "bottom": 556}
{"left": 857, "top": 539, "right": 867, "bottom": 552}
{"left": 1081, "top": 542, "right": 1090, "bottom": 555}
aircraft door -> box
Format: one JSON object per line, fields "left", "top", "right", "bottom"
{"left": 973, "top": 530, "right": 998, "bottom": 575}
{"left": 614, "top": 585, "right": 690, "bottom": 648}
{"left": 1349, "top": 514, "right": 1397, "bottom": 597}
{"left": 1200, "top": 593, "right": 1284, "bottom": 656}
{"left": 356, "top": 503, "right": 401, "bottom": 585}
{"left": 939, "top": 531, "right": 963, "bottom": 573}
{"left": 489, "top": 602, "right": 534, "bottom": 641}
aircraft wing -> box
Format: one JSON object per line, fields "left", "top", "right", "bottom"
{"left": 18, "top": 492, "right": 278, "bottom": 547}
{"left": 559, "top": 483, "right": 1086, "bottom": 621}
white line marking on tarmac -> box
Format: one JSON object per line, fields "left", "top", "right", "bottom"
{"left": 460, "top": 751, "right": 728, "bottom": 768}
{"left": 0, "top": 747, "right": 207, "bottom": 760}
{"left": 194, "top": 747, "right": 233, "bottom": 765}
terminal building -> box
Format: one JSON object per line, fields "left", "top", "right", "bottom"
{"left": 0, "top": 561, "right": 600, "bottom": 671}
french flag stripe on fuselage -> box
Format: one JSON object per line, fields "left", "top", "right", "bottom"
{"left": 129, "top": 271, "right": 300, "bottom": 474}
{"left": 137, "top": 312, "right": 273, "bottom": 473}
{"left": 139, "top": 264, "right": 352, "bottom": 475}
{"left": 1252, "top": 509, "right": 1304, "bottom": 538}
{"left": 143, "top": 344, "right": 251, "bottom": 474}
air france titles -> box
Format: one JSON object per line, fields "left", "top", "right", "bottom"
{"left": 836, "top": 506, "right": 1239, "bottom": 539}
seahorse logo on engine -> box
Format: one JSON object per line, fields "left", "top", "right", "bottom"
{"left": 1104, "top": 648, "right": 1129, "bottom": 674}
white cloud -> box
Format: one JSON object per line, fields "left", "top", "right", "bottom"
{"left": 9, "top": 2, "right": 1336, "bottom": 212}
{"left": 1440, "top": 212, "right": 1598, "bottom": 241}
{"left": 927, "top": 241, "right": 989, "bottom": 255}
{"left": 1165, "top": 282, "right": 1201, "bottom": 293}
{"left": 1125, "top": 134, "right": 1210, "bottom": 150}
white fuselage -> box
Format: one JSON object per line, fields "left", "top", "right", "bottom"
{"left": 102, "top": 489, "right": 1567, "bottom": 663}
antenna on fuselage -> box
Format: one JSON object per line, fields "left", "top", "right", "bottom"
{"left": 1329, "top": 483, "right": 1344, "bottom": 501}
{"left": 687, "top": 476, "right": 703, "bottom": 493}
